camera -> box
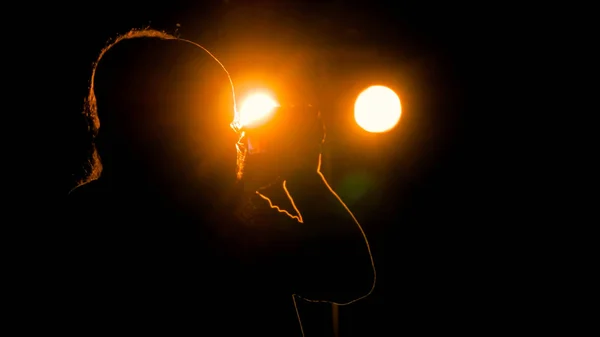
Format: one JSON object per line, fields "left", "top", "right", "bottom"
{"left": 244, "top": 104, "right": 324, "bottom": 156}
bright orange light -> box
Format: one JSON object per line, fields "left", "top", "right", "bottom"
{"left": 354, "top": 85, "right": 401, "bottom": 133}
{"left": 239, "top": 91, "right": 279, "bottom": 128}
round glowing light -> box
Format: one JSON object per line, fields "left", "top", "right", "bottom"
{"left": 354, "top": 85, "right": 402, "bottom": 133}
{"left": 239, "top": 92, "right": 279, "bottom": 128}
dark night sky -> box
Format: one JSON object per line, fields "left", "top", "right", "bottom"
{"left": 11, "top": 1, "right": 594, "bottom": 336}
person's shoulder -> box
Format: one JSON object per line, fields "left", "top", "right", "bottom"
{"left": 60, "top": 180, "right": 107, "bottom": 226}
{"left": 66, "top": 180, "right": 106, "bottom": 204}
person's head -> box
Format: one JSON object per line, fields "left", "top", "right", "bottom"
{"left": 79, "top": 29, "right": 244, "bottom": 205}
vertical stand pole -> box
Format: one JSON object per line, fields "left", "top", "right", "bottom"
{"left": 332, "top": 303, "right": 339, "bottom": 337}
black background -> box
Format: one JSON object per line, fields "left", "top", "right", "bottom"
{"left": 9, "top": 1, "right": 595, "bottom": 336}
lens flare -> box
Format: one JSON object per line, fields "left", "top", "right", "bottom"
{"left": 354, "top": 85, "right": 401, "bottom": 133}
{"left": 239, "top": 92, "right": 279, "bottom": 128}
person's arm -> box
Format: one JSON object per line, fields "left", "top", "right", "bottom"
{"left": 281, "top": 169, "right": 375, "bottom": 304}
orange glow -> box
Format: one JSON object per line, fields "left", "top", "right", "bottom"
{"left": 238, "top": 91, "right": 279, "bottom": 128}
{"left": 354, "top": 85, "right": 401, "bottom": 133}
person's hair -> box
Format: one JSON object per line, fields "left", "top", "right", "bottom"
{"left": 75, "top": 28, "right": 245, "bottom": 190}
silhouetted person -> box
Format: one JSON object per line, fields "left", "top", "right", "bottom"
{"left": 61, "top": 29, "right": 373, "bottom": 336}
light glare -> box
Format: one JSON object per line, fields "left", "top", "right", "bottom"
{"left": 354, "top": 85, "right": 401, "bottom": 133}
{"left": 239, "top": 92, "right": 279, "bottom": 128}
